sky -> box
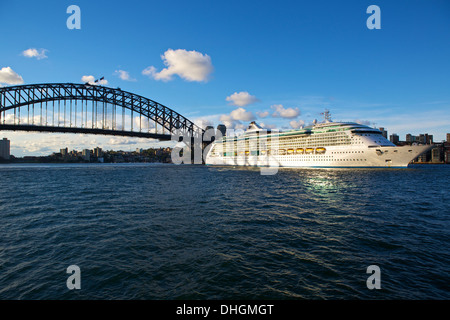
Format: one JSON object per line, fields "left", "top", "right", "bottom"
{"left": 0, "top": 0, "right": 449, "bottom": 156}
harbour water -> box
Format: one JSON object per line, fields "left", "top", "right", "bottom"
{"left": 0, "top": 163, "right": 448, "bottom": 299}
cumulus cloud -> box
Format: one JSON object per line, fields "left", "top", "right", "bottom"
{"left": 218, "top": 107, "right": 256, "bottom": 130}
{"left": 271, "top": 104, "right": 300, "bottom": 119}
{"left": 81, "top": 75, "right": 108, "bottom": 85}
{"left": 230, "top": 107, "right": 256, "bottom": 122}
{"left": 257, "top": 111, "right": 269, "bottom": 118}
{"left": 22, "top": 48, "right": 48, "bottom": 60}
{"left": 114, "top": 70, "right": 136, "bottom": 81}
{"left": 218, "top": 114, "right": 247, "bottom": 130}
{"left": 0, "top": 67, "right": 24, "bottom": 85}
{"left": 226, "top": 91, "right": 259, "bottom": 107}
{"left": 134, "top": 115, "right": 155, "bottom": 130}
{"left": 218, "top": 114, "right": 234, "bottom": 128}
{"left": 193, "top": 117, "right": 215, "bottom": 130}
{"left": 289, "top": 119, "right": 305, "bottom": 129}
{"left": 142, "top": 49, "right": 213, "bottom": 82}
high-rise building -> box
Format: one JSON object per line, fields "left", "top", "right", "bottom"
{"left": 94, "top": 147, "right": 103, "bottom": 158}
{"left": 82, "top": 149, "right": 91, "bottom": 161}
{"left": 60, "top": 147, "right": 68, "bottom": 156}
{"left": 389, "top": 133, "right": 399, "bottom": 145}
{"left": 406, "top": 133, "right": 415, "bottom": 143}
{"left": 418, "top": 134, "right": 426, "bottom": 144}
{"left": 0, "top": 138, "right": 11, "bottom": 160}
{"left": 378, "top": 127, "right": 388, "bottom": 139}
{"left": 447, "top": 133, "right": 450, "bottom": 143}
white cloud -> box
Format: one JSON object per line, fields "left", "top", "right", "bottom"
{"left": 81, "top": 75, "right": 108, "bottom": 85}
{"left": 226, "top": 91, "right": 259, "bottom": 107}
{"left": 230, "top": 107, "right": 256, "bottom": 122}
{"left": 257, "top": 111, "right": 269, "bottom": 118}
{"left": 134, "top": 115, "right": 155, "bottom": 130}
{"left": 142, "top": 49, "right": 213, "bottom": 82}
{"left": 354, "top": 119, "right": 372, "bottom": 126}
{"left": 259, "top": 122, "right": 278, "bottom": 129}
{"left": 108, "top": 137, "right": 139, "bottom": 146}
{"left": 0, "top": 67, "right": 24, "bottom": 85}
{"left": 193, "top": 117, "right": 215, "bottom": 129}
{"left": 289, "top": 119, "right": 305, "bottom": 129}
{"left": 219, "top": 114, "right": 242, "bottom": 130}
{"left": 142, "top": 66, "right": 157, "bottom": 78}
{"left": 218, "top": 107, "right": 256, "bottom": 130}
{"left": 271, "top": 104, "right": 300, "bottom": 119}
{"left": 114, "top": 70, "right": 136, "bottom": 81}
{"left": 22, "top": 48, "right": 48, "bottom": 60}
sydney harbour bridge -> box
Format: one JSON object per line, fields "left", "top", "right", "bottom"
{"left": 0, "top": 83, "right": 213, "bottom": 163}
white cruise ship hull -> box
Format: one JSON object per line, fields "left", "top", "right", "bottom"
{"left": 205, "top": 145, "right": 433, "bottom": 168}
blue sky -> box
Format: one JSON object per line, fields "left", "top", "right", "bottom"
{"left": 1, "top": 0, "right": 449, "bottom": 156}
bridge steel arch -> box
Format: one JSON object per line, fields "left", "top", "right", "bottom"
{"left": 0, "top": 83, "right": 204, "bottom": 141}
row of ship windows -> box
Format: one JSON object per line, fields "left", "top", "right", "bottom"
{"left": 215, "top": 142, "right": 352, "bottom": 152}
{"left": 332, "top": 151, "right": 365, "bottom": 154}
{"left": 219, "top": 140, "right": 351, "bottom": 146}
{"left": 213, "top": 156, "right": 369, "bottom": 162}
{"left": 280, "top": 158, "right": 368, "bottom": 161}
{"left": 212, "top": 147, "right": 363, "bottom": 155}
{"left": 210, "top": 153, "right": 368, "bottom": 161}
{"left": 220, "top": 137, "right": 351, "bottom": 145}
{"left": 222, "top": 133, "right": 349, "bottom": 143}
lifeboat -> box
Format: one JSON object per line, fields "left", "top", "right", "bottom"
{"left": 287, "top": 149, "right": 294, "bottom": 154}
{"left": 278, "top": 149, "right": 286, "bottom": 155}
{"left": 296, "top": 148, "right": 304, "bottom": 154}
{"left": 305, "top": 148, "right": 314, "bottom": 154}
{"left": 315, "top": 147, "right": 326, "bottom": 154}
{"left": 245, "top": 150, "right": 250, "bottom": 155}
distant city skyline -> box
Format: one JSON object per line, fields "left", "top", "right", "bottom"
{"left": 1, "top": 0, "right": 449, "bottom": 156}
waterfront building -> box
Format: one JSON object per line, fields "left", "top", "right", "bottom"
{"left": 418, "top": 134, "right": 425, "bottom": 144}
{"left": 378, "top": 127, "right": 388, "bottom": 139}
{"left": 406, "top": 133, "right": 415, "bottom": 143}
{"left": 0, "top": 138, "right": 11, "bottom": 160}
{"left": 431, "top": 147, "right": 442, "bottom": 163}
{"left": 60, "top": 147, "right": 68, "bottom": 157}
{"left": 94, "top": 147, "right": 103, "bottom": 158}
{"left": 82, "top": 149, "right": 91, "bottom": 161}
{"left": 390, "top": 133, "right": 399, "bottom": 145}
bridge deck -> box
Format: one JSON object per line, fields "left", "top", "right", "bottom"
{"left": 0, "top": 124, "right": 172, "bottom": 141}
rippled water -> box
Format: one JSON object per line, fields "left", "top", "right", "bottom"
{"left": 0, "top": 163, "right": 448, "bottom": 299}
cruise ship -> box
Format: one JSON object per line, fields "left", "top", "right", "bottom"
{"left": 205, "top": 111, "right": 433, "bottom": 168}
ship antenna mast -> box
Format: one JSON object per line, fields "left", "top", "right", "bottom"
{"left": 321, "top": 109, "right": 332, "bottom": 122}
